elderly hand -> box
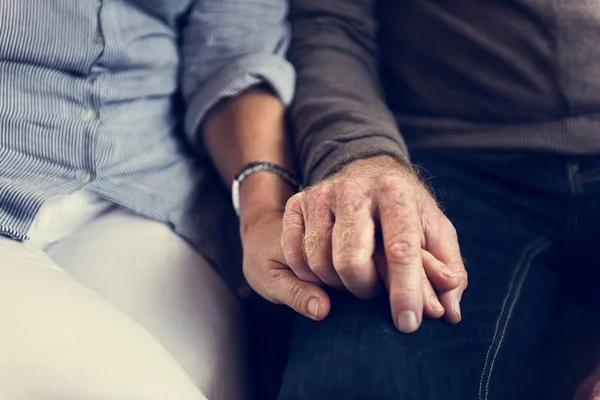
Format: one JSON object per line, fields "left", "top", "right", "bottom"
{"left": 280, "top": 155, "right": 467, "bottom": 333}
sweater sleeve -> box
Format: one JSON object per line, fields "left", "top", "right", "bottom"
{"left": 289, "top": 0, "right": 408, "bottom": 185}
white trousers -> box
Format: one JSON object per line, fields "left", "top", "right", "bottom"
{"left": 0, "top": 190, "right": 246, "bottom": 400}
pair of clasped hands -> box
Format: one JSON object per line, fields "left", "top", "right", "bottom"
{"left": 241, "top": 155, "right": 467, "bottom": 334}
{"left": 240, "top": 154, "right": 600, "bottom": 399}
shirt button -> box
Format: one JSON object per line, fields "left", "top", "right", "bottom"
{"left": 75, "top": 170, "right": 91, "bottom": 184}
{"left": 90, "top": 65, "right": 106, "bottom": 74}
{"left": 95, "top": 34, "right": 105, "bottom": 46}
{"left": 89, "top": 72, "right": 100, "bottom": 83}
{"left": 88, "top": 65, "right": 106, "bottom": 83}
{"left": 81, "top": 107, "right": 95, "bottom": 121}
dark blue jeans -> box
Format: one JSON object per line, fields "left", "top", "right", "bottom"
{"left": 279, "top": 151, "right": 600, "bottom": 400}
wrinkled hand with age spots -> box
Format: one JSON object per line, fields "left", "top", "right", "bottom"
{"left": 280, "top": 155, "right": 468, "bottom": 333}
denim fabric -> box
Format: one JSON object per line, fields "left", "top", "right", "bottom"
{"left": 279, "top": 150, "right": 600, "bottom": 400}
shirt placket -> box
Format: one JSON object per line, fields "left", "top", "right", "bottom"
{"left": 77, "top": 0, "right": 107, "bottom": 187}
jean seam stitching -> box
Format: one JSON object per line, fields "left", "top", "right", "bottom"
{"left": 573, "top": 165, "right": 600, "bottom": 184}
{"left": 477, "top": 238, "right": 550, "bottom": 400}
{"left": 484, "top": 239, "right": 550, "bottom": 399}
{"left": 477, "top": 240, "right": 536, "bottom": 400}
{"left": 566, "top": 162, "right": 580, "bottom": 240}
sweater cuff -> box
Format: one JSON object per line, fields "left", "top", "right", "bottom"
{"left": 305, "top": 134, "right": 409, "bottom": 186}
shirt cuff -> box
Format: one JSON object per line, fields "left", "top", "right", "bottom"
{"left": 184, "top": 54, "right": 295, "bottom": 144}
{"left": 305, "top": 134, "right": 409, "bottom": 186}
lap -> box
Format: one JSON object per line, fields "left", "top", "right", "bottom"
{"left": 279, "top": 152, "right": 564, "bottom": 400}
{"left": 46, "top": 207, "right": 247, "bottom": 400}
{"left": 0, "top": 237, "right": 207, "bottom": 400}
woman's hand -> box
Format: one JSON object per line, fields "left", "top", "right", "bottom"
{"left": 241, "top": 210, "right": 331, "bottom": 320}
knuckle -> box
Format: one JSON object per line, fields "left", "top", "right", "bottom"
{"left": 302, "top": 230, "right": 319, "bottom": 253}
{"left": 335, "top": 219, "right": 359, "bottom": 246}
{"left": 283, "top": 204, "right": 305, "bottom": 230}
{"left": 314, "top": 189, "right": 332, "bottom": 211}
{"left": 265, "top": 268, "right": 286, "bottom": 285}
{"left": 335, "top": 182, "right": 368, "bottom": 214}
{"left": 285, "top": 192, "right": 304, "bottom": 211}
{"left": 376, "top": 175, "right": 402, "bottom": 194}
{"left": 385, "top": 239, "right": 419, "bottom": 264}
{"left": 312, "top": 200, "right": 334, "bottom": 228}
{"left": 282, "top": 215, "right": 303, "bottom": 233}
{"left": 304, "top": 234, "right": 329, "bottom": 266}
{"left": 308, "top": 260, "right": 330, "bottom": 275}
{"left": 338, "top": 180, "right": 362, "bottom": 196}
{"left": 286, "top": 282, "right": 307, "bottom": 308}
{"left": 337, "top": 201, "right": 358, "bottom": 217}
{"left": 451, "top": 268, "right": 469, "bottom": 290}
{"left": 333, "top": 251, "right": 369, "bottom": 273}
{"left": 454, "top": 266, "right": 468, "bottom": 278}
{"left": 378, "top": 189, "right": 412, "bottom": 214}
{"left": 304, "top": 183, "right": 331, "bottom": 202}
{"left": 310, "top": 186, "right": 329, "bottom": 204}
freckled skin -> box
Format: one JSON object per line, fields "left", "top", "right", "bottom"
{"left": 278, "top": 155, "right": 467, "bottom": 333}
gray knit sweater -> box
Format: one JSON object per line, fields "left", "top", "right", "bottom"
{"left": 289, "top": 0, "right": 600, "bottom": 185}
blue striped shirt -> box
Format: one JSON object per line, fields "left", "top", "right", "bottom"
{"left": 0, "top": 0, "right": 294, "bottom": 280}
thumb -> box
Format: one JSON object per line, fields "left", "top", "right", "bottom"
{"left": 268, "top": 268, "right": 331, "bottom": 321}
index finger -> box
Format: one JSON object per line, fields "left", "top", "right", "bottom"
{"left": 377, "top": 181, "right": 423, "bottom": 333}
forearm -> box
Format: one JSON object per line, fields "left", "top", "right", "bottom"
{"left": 202, "top": 85, "right": 296, "bottom": 228}
{"left": 180, "top": 0, "right": 294, "bottom": 148}
{"left": 290, "top": 0, "right": 407, "bottom": 184}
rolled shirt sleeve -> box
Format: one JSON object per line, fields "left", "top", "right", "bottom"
{"left": 180, "top": 0, "right": 296, "bottom": 143}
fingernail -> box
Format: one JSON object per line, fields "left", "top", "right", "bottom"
{"left": 396, "top": 311, "right": 419, "bottom": 333}
{"left": 454, "top": 300, "right": 462, "bottom": 321}
{"left": 307, "top": 297, "right": 320, "bottom": 319}
{"left": 429, "top": 295, "right": 444, "bottom": 313}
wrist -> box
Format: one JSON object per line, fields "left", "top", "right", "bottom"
{"left": 202, "top": 85, "right": 291, "bottom": 185}
{"left": 340, "top": 154, "right": 415, "bottom": 178}
{"left": 238, "top": 172, "right": 296, "bottom": 235}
